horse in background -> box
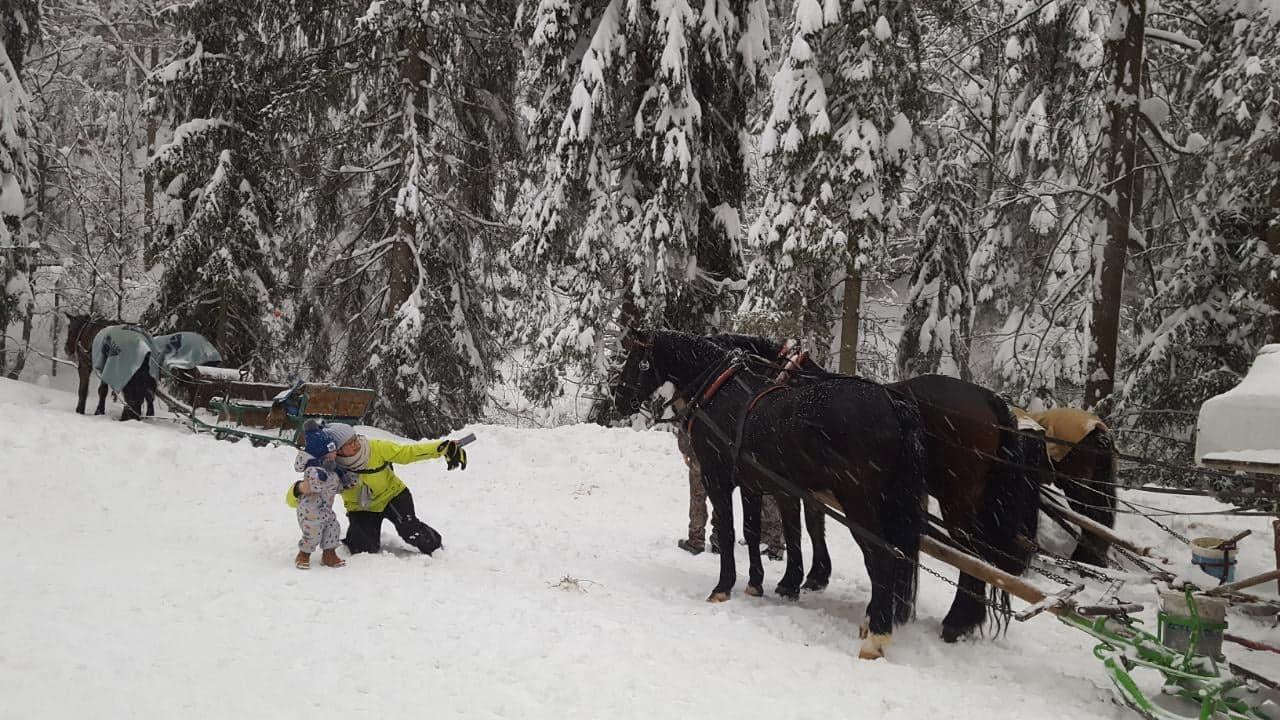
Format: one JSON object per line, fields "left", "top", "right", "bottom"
{"left": 614, "top": 330, "right": 927, "bottom": 660}
{"left": 90, "top": 324, "right": 158, "bottom": 421}
{"left": 706, "top": 334, "right": 1043, "bottom": 643}
{"left": 65, "top": 314, "right": 119, "bottom": 415}
{"left": 1028, "top": 407, "right": 1118, "bottom": 567}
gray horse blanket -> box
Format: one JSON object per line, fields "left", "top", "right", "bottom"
{"left": 153, "top": 332, "right": 223, "bottom": 370}
{"left": 93, "top": 327, "right": 223, "bottom": 392}
{"left": 92, "top": 325, "right": 158, "bottom": 392}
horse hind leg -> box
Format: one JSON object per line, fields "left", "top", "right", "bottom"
{"left": 801, "top": 499, "right": 831, "bottom": 592}
{"left": 940, "top": 571, "right": 989, "bottom": 643}
{"left": 95, "top": 380, "right": 109, "bottom": 415}
{"left": 774, "top": 494, "right": 804, "bottom": 599}
{"left": 858, "top": 544, "right": 898, "bottom": 660}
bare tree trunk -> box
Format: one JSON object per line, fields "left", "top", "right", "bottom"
{"left": 51, "top": 287, "right": 59, "bottom": 377}
{"left": 144, "top": 45, "right": 158, "bottom": 268}
{"left": 838, "top": 233, "right": 862, "bottom": 375}
{"left": 1085, "top": 0, "right": 1145, "bottom": 409}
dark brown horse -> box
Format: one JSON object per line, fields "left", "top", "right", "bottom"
{"left": 706, "top": 334, "right": 1042, "bottom": 643}
{"left": 65, "top": 314, "right": 117, "bottom": 415}
{"left": 64, "top": 314, "right": 155, "bottom": 419}
{"left": 614, "top": 330, "right": 927, "bottom": 660}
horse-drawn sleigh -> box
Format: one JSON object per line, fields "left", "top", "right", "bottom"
{"left": 64, "top": 313, "right": 375, "bottom": 447}
{"left": 613, "top": 329, "right": 1280, "bottom": 720}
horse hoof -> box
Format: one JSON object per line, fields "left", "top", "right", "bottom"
{"left": 707, "top": 591, "right": 731, "bottom": 603}
{"left": 940, "top": 625, "right": 970, "bottom": 644}
{"left": 858, "top": 632, "right": 892, "bottom": 660}
{"left": 801, "top": 579, "right": 828, "bottom": 592}
{"left": 745, "top": 584, "right": 763, "bottom": 598}
{"left": 775, "top": 584, "right": 800, "bottom": 601}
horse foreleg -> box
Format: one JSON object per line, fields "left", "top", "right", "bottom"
{"left": 802, "top": 499, "right": 831, "bottom": 591}
{"left": 705, "top": 478, "right": 737, "bottom": 602}
{"left": 741, "top": 489, "right": 764, "bottom": 597}
{"left": 774, "top": 495, "right": 804, "bottom": 599}
{"left": 95, "top": 380, "right": 108, "bottom": 415}
{"left": 75, "top": 364, "right": 90, "bottom": 414}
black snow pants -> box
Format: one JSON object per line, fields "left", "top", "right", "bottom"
{"left": 343, "top": 489, "right": 443, "bottom": 555}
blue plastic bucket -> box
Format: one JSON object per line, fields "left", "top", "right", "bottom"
{"left": 1190, "top": 537, "right": 1238, "bottom": 583}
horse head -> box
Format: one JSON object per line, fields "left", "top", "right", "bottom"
{"left": 612, "top": 328, "right": 661, "bottom": 414}
{"left": 612, "top": 330, "right": 738, "bottom": 415}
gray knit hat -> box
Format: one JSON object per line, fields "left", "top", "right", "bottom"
{"left": 326, "top": 423, "right": 357, "bottom": 448}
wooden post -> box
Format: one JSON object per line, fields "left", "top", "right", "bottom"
{"left": 51, "top": 289, "right": 59, "bottom": 377}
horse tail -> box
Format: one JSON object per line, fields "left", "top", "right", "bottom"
{"left": 887, "top": 391, "right": 927, "bottom": 625}
{"left": 980, "top": 396, "right": 1041, "bottom": 577}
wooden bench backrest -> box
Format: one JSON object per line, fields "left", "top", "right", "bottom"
{"left": 298, "top": 385, "right": 375, "bottom": 419}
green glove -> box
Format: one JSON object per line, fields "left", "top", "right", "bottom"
{"left": 438, "top": 440, "right": 467, "bottom": 471}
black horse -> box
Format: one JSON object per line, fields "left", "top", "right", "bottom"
{"left": 64, "top": 314, "right": 155, "bottom": 420}
{"left": 614, "top": 330, "right": 927, "bottom": 660}
{"left": 705, "top": 334, "right": 1043, "bottom": 643}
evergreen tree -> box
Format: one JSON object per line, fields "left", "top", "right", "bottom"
{"left": 744, "top": 0, "right": 921, "bottom": 372}
{"left": 515, "top": 0, "right": 769, "bottom": 407}
{"left": 320, "top": 1, "right": 519, "bottom": 438}
{"left": 144, "top": 0, "right": 281, "bottom": 372}
{"left": 897, "top": 159, "right": 973, "bottom": 381}
{"left": 0, "top": 0, "right": 39, "bottom": 377}
{"left": 1114, "top": 1, "right": 1280, "bottom": 487}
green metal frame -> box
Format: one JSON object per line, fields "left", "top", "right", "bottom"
{"left": 1060, "top": 592, "right": 1273, "bottom": 720}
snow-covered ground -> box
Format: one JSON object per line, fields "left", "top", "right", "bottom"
{"left": 3, "top": 376, "right": 1280, "bottom": 719}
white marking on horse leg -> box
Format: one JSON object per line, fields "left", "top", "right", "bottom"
{"left": 858, "top": 632, "right": 892, "bottom": 660}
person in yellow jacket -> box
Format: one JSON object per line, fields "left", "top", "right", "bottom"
{"left": 286, "top": 423, "right": 467, "bottom": 556}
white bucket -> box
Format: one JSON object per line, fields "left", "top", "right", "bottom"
{"left": 1190, "top": 537, "right": 1238, "bottom": 583}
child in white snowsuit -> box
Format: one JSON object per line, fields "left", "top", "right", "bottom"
{"left": 293, "top": 423, "right": 357, "bottom": 569}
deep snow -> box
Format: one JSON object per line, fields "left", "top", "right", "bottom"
{"left": 3, "top": 377, "right": 1280, "bottom": 719}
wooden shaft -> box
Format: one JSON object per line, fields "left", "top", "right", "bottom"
{"left": 920, "top": 536, "right": 1049, "bottom": 607}
{"left": 1041, "top": 500, "right": 1163, "bottom": 560}
{"left": 1204, "top": 569, "right": 1280, "bottom": 597}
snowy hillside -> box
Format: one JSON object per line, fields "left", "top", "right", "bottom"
{"left": 3, "top": 377, "right": 1280, "bottom": 719}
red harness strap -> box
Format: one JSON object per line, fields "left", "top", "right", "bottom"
{"left": 747, "top": 384, "right": 788, "bottom": 413}
{"left": 686, "top": 364, "right": 741, "bottom": 433}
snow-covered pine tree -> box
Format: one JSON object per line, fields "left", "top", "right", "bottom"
{"left": 1114, "top": 1, "right": 1280, "bottom": 488}
{"left": 897, "top": 159, "right": 973, "bottom": 381}
{"left": 955, "top": 0, "right": 1111, "bottom": 400}
{"left": 515, "top": 0, "right": 769, "bottom": 408}
{"left": 0, "top": 0, "right": 39, "bottom": 377}
{"left": 144, "top": 0, "right": 280, "bottom": 373}
{"left": 744, "top": 0, "right": 920, "bottom": 375}
{"left": 323, "top": 1, "right": 518, "bottom": 438}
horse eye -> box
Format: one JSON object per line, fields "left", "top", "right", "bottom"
{"left": 639, "top": 360, "right": 650, "bottom": 372}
